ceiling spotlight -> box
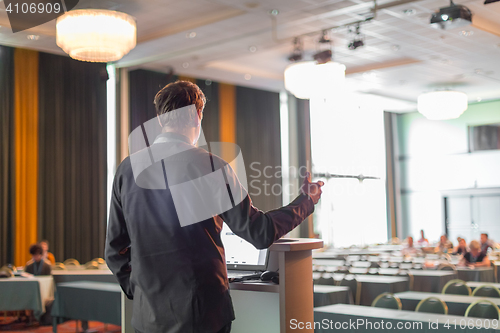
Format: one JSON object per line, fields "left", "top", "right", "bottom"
{"left": 348, "top": 23, "right": 364, "bottom": 50}
{"left": 244, "top": 74, "right": 252, "bottom": 80}
{"left": 287, "top": 37, "right": 303, "bottom": 62}
{"left": 313, "top": 50, "right": 332, "bottom": 64}
{"left": 248, "top": 45, "right": 257, "bottom": 53}
{"left": 27, "top": 34, "right": 40, "bottom": 40}
{"left": 348, "top": 40, "right": 364, "bottom": 50}
{"left": 186, "top": 31, "right": 196, "bottom": 38}
{"left": 430, "top": 1, "right": 472, "bottom": 30}
{"left": 403, "top": 8, "right": 416, "bottom": 15}
{"left": 182, "top": 62, "right": 189, "bottom": 68}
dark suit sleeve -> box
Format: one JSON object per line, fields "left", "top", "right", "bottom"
{"left": 105, "top": 173, "right": 133, "bottom": 299}
{"left": 24, "top": 263, "right": 34, "bottom": 274}
{"left": 42, "top": 262, "right": 52, "bottom": 276}
{"left": 217, "top": 159, "right": 314, "bottom": 249}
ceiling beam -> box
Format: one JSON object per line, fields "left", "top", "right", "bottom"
{"left": 137, "top": 8, "right": 245, "bottom": 44}
{"left": 346, "top": 58, "right": 421, "bottom": 75}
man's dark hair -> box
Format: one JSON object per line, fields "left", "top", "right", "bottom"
{"left": 29, "top": 244, "right": 43, "bottom": 255}
{"left": 481, "top": 233, "right": 488, "bottom": 238}
{"left": 154, "top": 80, "right": 206, "bottom": 128}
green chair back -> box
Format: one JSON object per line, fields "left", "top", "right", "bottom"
{"left": 340, "top": 275, "right": 361, "bottom": 305}
{"left": 472, "top": 285, "right": 500, "bottom": 298}
{"left": 442, "top": 279, "right": 471, "bottom": 296}
{"left": 416, "top": 297, "right": 448, "bottom": 315}
{"left": 371, "top": 293, "right": 402, "bottom": 310}
{"left": 465, "top": 300, "right": 500, "bottom": 320}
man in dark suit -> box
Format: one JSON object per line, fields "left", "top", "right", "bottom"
{"left": 25, "top": 244, "right": 52, "bottom": 276}
{"left": 105, "top": 80, "right": 323, "bottom": 333}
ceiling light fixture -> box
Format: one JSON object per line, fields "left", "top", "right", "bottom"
{"left": 430, "top": 1, "right": 472, "bottom": 30}
{"left": 56, "top": 9, "right": 136, "bottom": 63}
{"left": 284, "top": 32, "right": 346, "bottom": 99}
{"left": 348, "top": 23, "right": 364, "bottom": 50}
{"left": 417, "top": 91, "right": 468, "bottom": 120}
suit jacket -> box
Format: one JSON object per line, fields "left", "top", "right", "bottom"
{"left": 24, "top": 260, "right": 52, "bottom": 276}
{"left": 105, "top": 132, "right": 314, "bottom": 333}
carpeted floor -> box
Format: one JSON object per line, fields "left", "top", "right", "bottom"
{"left": 0, "top": 317, "right": 121, "bottom": 332}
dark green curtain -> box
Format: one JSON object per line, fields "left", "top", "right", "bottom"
{"left": 38, "top": 53, "right": 107, "bottom": 263}
{"left": 0, "top": 46, "right": 15, "bottom": 265}
{"left": 196, "top": 79, "right": 219, "bottom": 143}
{"left": 236, "top": 86, "right": 281, "bottom": 212}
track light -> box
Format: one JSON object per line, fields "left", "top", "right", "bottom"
{"left": 430, "top": 1, "right": 472, "bottom": 30}
{"left": 348, "top": 23, "right": 364, "bottom": 50}
{"left": 287, "top": 37, "right": 303, "bottom": 62}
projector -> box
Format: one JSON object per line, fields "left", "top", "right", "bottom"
{"left": 430, "top": 2, "right": 472, "bottom": 30}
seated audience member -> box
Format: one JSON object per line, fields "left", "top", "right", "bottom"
{"left": 461, "top": 240, "right": 491, "bottom": 267}
{"left": 402, "top": 236, "right": 421, "bottom": 257}
{"left": 417, "top": 229, "right": 429, "bottom": 246}
{"left": 39, "top": 240, "right": 55, "bottom": 265}
{"left": 452, "top": 238, "right": 468, "bottom": 255}
{"left": 480, "top": 233, "right": 498, "bottom": 255}
{"left": 435, "top": 235, "right": 453, "bottom": 253}
{"left": 24, "top": 244, "right": 52, "bottom": 275}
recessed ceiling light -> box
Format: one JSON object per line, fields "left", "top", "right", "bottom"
{"left": 248, "top": 45, "right": 257, "bottom": 53}
{"left": 27, "top": 35, "right": 39, "bottom": 40}
{"left": 205, "top": 79, "right": 212, "bottom": 86}
{"left": 186, "top": 31, "right": 196, "bottom": 38}
{"left": 403, "top": 9, "right": 416, "bottom": 16}
{"left": 460, "top": 30, "right": 473, "bottom": 36}
{"left": 244, "top": 74, "right": 252, "bottom": 80}
{"left": 391, "top": 45, "right": 401, "bottom": 51}
{"left": 182, "top": 62, "right": 189, "bottom": 68}
{"left": 270, "top": 9, "right": 279, "bottom": 16}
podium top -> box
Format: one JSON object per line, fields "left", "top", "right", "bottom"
{"left": 269, "top": 238, "right": 323, "bottom": 252}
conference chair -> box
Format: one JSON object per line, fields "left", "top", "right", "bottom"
{"left": 91, "top": 258, "right": 106, "bottom": 265}
{"left": 442, "top": 279, "right": 471, "bottom": 296}
{"left": 52, "top": 262, "right": 67, "bottom": 270}
{"left": 84, "top": 261, "right": 100, "bottom": 270}
{"left": 465, "top": 300, "right": 500, "bottom": 320}
{"left": 472, "top": 285, "right": 500, "bottom": 298}
{"left": 437, "top": 262, "right": 458, "bottom": 273}
{"left": 398, "top": 270, "right": 414, "bottom": 291}
{"left": 339, "top": 275, "right": 361, "bottom": 305}
{"left": 415, "top": 297, "right": 448, "bottom": 315}
{"left": 0, "top": 266, "right": 13, "bottom": 278}
{"left": 63, "top": 258, "right": 80, "bottom": 267}
{"left": 371, "top": 293, "right": 402, "bottom": 310}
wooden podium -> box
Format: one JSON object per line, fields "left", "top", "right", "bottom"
{"left": 230, "top": 238, "right": 323, "bottom": 333}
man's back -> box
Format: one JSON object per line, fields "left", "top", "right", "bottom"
{"left": 106, "top": 133, "right": 315, "bottom": 333}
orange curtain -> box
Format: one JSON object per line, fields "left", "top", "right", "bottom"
{"left": 14, "top": 48, "right": 39, "bottom": 266}
{"left": 218, "top": 83, "right": 236, "bottom": 162}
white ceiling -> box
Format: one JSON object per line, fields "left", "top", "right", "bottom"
{"left": 1, "top": 0, "right": 500, "bottom": 112}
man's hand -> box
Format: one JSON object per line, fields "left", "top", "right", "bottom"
{"left": 300, "top": 172, "right": 324, "bottom": 204}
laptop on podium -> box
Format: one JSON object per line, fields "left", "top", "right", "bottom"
{"left": 221, "top": 223, "right": 269, "bottom": 280}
